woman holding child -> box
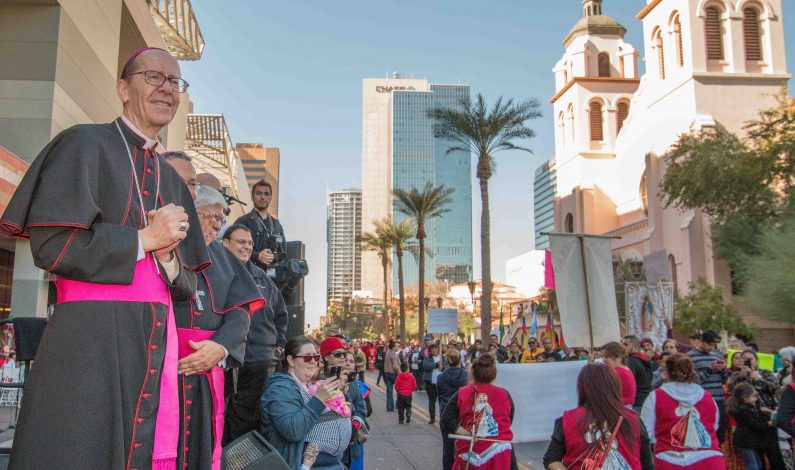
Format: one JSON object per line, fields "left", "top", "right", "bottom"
{"left": 261, "top": 336, "right": 352, "bottom": 470}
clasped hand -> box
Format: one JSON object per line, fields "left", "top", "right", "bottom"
{"left": 178, "top": 340, "right": 225, "bottom": 375}
{"left": 139, "top": 204, "right": 189, "bottom": 262}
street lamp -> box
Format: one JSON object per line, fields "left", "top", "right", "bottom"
{"left": 424, "top": 297, "right": 430, "bottom": 309}
{"left": 629, "top": 260, "right": 644, "bottom": 279}
{"left": 435, "top": 296, "right": 443, "bottom": 308}
{"left": 467, "top": 281, "right": 476, "bottom": 309}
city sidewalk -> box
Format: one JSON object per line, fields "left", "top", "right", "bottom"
{"left": 362, "top": 371, "right": 549, "bottom": 470}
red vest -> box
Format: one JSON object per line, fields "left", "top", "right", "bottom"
{"left": 561, "top": 407, "right": 641, "bottom": 470}
{"left": 653, "top": 387, "right": 720, "bottom": 454}
{"left": 452, "top": 383, "right": 513, "bottom": 470}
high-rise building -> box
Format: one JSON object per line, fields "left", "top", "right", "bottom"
{"left": 327, "top": 189, "right": 362, "bottom": 305}
{"left": 237, "top": 144, "right": 280, "bottom": 217}
{"left": 533, "top": 160, "right": 557, "bottom": 250}
{"left": 361, "top": 75, "right": 472, "bottom": 295}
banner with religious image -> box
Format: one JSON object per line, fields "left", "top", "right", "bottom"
{"left": 625, "top": 282, "right": 675, "bottom": 347}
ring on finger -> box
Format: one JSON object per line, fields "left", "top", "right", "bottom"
{"left": 178, "top": 221, "right": 188, "bottom": 232}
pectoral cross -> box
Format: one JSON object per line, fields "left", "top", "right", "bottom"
{"left": 195, "top": 290, "right": 206, "bottom": 311}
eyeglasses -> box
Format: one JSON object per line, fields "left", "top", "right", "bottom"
{"left": 294, "top": 354, "right": 321, "bottom": 363}
{"left": 124, "top": 70, "right": 189, "bottom": 93}
{"left": 185, "top": 181, "right": 202, "bottom": 190}
{"left": 230, "top": 239, "right": 253, "bottom": 247}
{"left": 330, "top": 351, "right": 346, "bottom": 358}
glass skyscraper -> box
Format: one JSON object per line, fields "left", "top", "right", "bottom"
{"left": 533, "top": 160, "right": 557, "bottom": 250}
{"left": 390, "top": 84, "right": 472, "bottom": 290}
{"left": 361, "top": 76, "right": 472, "bottom": 296}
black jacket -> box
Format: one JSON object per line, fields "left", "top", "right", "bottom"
{"left": 234, "top": 210, "right": 285, "bottom": 272}
{"left": 243, "top": 261, "right": 288, "bottom": 363}
{"left": 436, "top": 367, "right": 468, "bottom": 413}
{"left": 730, "top": 401, "right": 778, "bottom": 449}
{"left": 778, "top": 385, "right": 795, "bottom": 438}
{"left": 628, "top": 353, "right": 653, "bottom": 407}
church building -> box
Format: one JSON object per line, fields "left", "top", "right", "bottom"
{"left": 538, "top": 0, "right": 792, "bottom": 347}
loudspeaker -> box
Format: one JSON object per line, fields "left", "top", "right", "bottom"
{"left": 284, "top": 241, "right": 305, "bottom": 307}
{"left": 286, "top": 305, "right": 305, "bottom": 340}
{"left": 222, "top": 431, "right": 290, "bottom": 470}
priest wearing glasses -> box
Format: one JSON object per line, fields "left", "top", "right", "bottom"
{"left": 0, "top": 47, "right": 210, "bottom": 470}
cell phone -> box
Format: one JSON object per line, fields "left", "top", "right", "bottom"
{"left": 330, "top": 365, "right": 342, "bottom": 380}
{"left": 346, "top": 372, "right": 357, "bottom": 383}
{"left": 744, "top": 359, "right": 753, "bottom": 368}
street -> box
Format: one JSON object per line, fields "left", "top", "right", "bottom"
{"left": 362, "top": 372, "right": 550, "bottom": 470}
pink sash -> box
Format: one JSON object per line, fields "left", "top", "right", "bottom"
{"left": 56, "top": 256, "right": 178, "bottom": 470}
{"left": 177, "top": 328, "right": 225, "bottom": 470}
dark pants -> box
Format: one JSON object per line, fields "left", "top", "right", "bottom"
{"left": 716, "top": 400, "right": 728, "bottom": 444}
{"left": 413, "top": 369, "right": 423, "bottom": 390}
{"left": 397, "top": 394, "right": 412, "bottom": 423}
{"left": 376, "top": 368, "right": 383, "bottom": 385}
{"left": 384, "top": 372, "right": 397, "bottom": 411}
{"left": 425, "top": 380, "right": 437, "bottom": 421}
{"left": 441, "top": 432, "right": 454, "bottom": 470}
{"left": 223, "top": 359, "right": 277, "bottom": 445}
{"left": 737, "top": 446, "right": 786, "bottom": 470}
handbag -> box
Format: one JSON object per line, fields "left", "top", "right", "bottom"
{"left": 222, "top": 430, "right": 291, "bottom": 470}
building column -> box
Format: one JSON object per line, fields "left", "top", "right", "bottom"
{"left": 10, "top": 240, "right": 49, "bottom": 318}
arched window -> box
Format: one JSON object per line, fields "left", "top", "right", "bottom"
{"left": 567, "top": 104, "right": 575, "bottom": 143}
{"left": 668, "top": 254, "right": 678, "bottom": 297}
{"left": 558, "top": 112, "right": 566, "bottom": 147}
{"left": 640, "top": 171, "right": 649, "bottom": 215}
{"left": 654, "top": 29, "right": 665, "bottom": 79}
{"left": 673, "top": 14, "right": 684, "bottom": 66}
{"left": 589, "top": 101, "right": 603, "bottom": 141}
{"left": 616, "top": 101, "right": 630, "bottom": 133}
{"left": 743, "top": 7, "right": 762, "bottom": 61}
{"left": 598, "top": 53, "right": 610, "bottom": 77}
{"left": 565, "top": 213, "right": 574, "bottom": 233}
{"left": 705, "top": 6, "right": 724, "bottom": 60}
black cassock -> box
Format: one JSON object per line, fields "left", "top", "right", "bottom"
{"left": 0, "top": 119, "right": 209, "bottom": 470}
{"left": 173, "top": 241, "right": 263, "bottom": 469}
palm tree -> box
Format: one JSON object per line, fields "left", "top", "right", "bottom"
{"left": 375, "top": 218, "right": 415, "bottom": 341}
{"left": 428, "top": 94, "right": 542, "bottom": 342}
{"left": 393, "top": 182, "right": 454, "bottom": 339}
{"left": 361, "top": 228, "right": 393, "bottom": 336}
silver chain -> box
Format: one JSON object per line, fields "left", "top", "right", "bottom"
{"left": 115, "top": 120, "right": 160, "bottom": 227}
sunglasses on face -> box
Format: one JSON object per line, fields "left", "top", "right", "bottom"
{"left": 330, "top": 351, "right": 346, "bottom": 358}
{"left": 294, "top": 354, "right": 321, "bottom": 363}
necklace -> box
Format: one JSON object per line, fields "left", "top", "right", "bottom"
{"left": 115, "top": 120, "right": 160, "bottom": 227}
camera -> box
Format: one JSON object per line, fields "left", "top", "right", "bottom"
{"left": 263, "top": 234, "right": 308, "bottom": 297}
{"left": 744, "top": 358, "right": 753, "bottom": 368}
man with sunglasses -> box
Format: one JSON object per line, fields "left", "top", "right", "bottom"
{"left": 221, "top": 223, "right": 289, "bottom": 444}
{"left": 0, "top": 47, "right": 209, "bottom": 469}
{"left": 520, "top": 337, "right": 545, "bottom": 363}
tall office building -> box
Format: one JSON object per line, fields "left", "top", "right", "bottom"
{"left": 533, "top": 160, "right": 556, "bottom": 250}
{"left": 327, "top": 189, "right": 362, "bottom": 305}
{"left": 237, "top": 144, "right": 280, "bottom": 217}
{"left": 361, "top": 74, "right": 472, "bottom": 295}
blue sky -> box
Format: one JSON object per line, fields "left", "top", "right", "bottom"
{"left": 180, "top": 1, "right": 795, "bottom": 327}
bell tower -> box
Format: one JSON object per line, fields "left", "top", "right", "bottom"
{"left": 550, "top": 0, "right": 639, "bottom": 182}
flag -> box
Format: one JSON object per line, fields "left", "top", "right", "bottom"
{"left": 544, "top": 249, "right": 556, "bottom": 290}
{"left": 545, "top": 309, "right": 556, "bottom": 349}
{"left": 530, "top": 303, "right": 539, "bottom": 340}
{"left": 520, "top": 305, "right": 528, "bottom": 349}
{"left": 499, "top": 314, "right": 505, "bottom": 343}
{"left": 558, "top": 325, "right": 567, "bottom": 349}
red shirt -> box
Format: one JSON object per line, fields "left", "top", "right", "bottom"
{"left": 395, "top": 372, "right": 416, "bottom": 396}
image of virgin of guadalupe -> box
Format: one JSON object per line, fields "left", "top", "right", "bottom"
{"left": 640, "top": 293, "right": 655, "bottom": 333}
